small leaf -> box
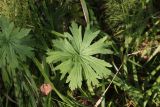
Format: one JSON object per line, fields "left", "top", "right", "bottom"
{"left": 55, "top": 59, "right": 73, "bottom": 80}
{"left": 66, "top": 62, "right": 83, "bottom": 90}
{"left": 15, "top": 28, "right": 31, "bottom": 39}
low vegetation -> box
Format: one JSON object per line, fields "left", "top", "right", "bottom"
{"left": 0, "top": 0, "right": 160, "bottom": 107}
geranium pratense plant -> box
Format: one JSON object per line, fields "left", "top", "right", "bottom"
{"left": 47, "top": 22, "right": 113, "bottom": 90}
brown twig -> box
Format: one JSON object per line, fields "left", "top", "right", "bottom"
{"left": 94, "top": 63, "right": 122, "bottom": 107}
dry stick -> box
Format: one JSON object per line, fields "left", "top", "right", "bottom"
{"left": 127, "top": 51, "right": 141, "bottom": 56}
{"left": 94, "top": 63, "right": 122, "bottom": 107}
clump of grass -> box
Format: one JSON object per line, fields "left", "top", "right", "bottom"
{"left": 0, "top": 0, "right": 30, "bottom": 26}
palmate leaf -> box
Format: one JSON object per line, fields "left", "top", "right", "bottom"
{"left": 0, "top": 16, "right": 34, "bottom": 69}
{"left": 47, "top": 22, "right": 113, "bottom": 90}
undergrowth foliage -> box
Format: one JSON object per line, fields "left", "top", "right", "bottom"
{"left": 47, "top": 22, "right": 113, "bottom": 90}
{"left": 0, "top": 16, "right": 34, "bottom": 69}
{"left": 0, "top": 0, "right": 160, "bottom": 107}
{"left": 0, "top": 0, "right": 30, "bottom": 26}
{"left": 0, "top": 16, "right": 38, "bottom": 107}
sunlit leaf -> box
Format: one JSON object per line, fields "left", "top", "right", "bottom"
{"left": 47, "top": 22, "right": 113, "bottom": 90}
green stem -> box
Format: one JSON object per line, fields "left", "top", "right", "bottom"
{"left": 33, "top": 57, "right": 74, "bottom": 106}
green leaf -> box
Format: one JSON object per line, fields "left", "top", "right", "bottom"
{"left": 55, "top": 59, "right": 73, "bottom": 80}
{"left": 0, "top": 16, "right": 34, "bottom": 69}
{"left": 46, "top": 51, "right": 71, "bottom": 64}
{"left": 66, "top": 62, "right": 83, "bottom": 90}
{"left": 14, "top": 28, "right": 31, "bottom": 39}
{"left": 70, "top": 22, "right": 82, "bottom": 51}
{"left": 84, "top": 56, "right": 112, "bottom": 80}
{"left": 47, "top": 22, "right": 113, "bottom": 90}
{"left": 148, "top": 45, "right": 160, "bottom": 61}
{"left": 81, "top": 61, "right": 100, "bottom": 86}
{"left": 83, "top": 56, "right": 112, "bottom": 68}
{"left": 82, "top": 36, "right": 110, "bottom": 55}
{"left": 5, "top": 22, "right": 14, "bottom": 38}
{"left": 81, "top": 25, "right": 100, "bottom": 50}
